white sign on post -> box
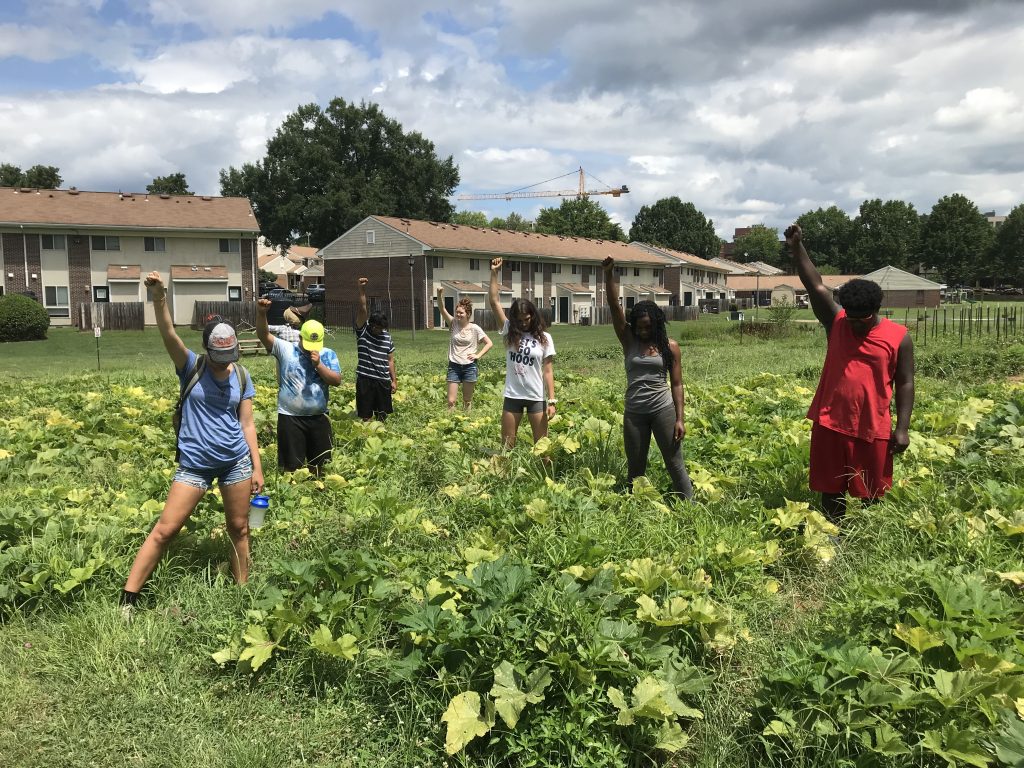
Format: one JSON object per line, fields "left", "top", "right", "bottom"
{"left": 94, "top": 325, "right": 102, "bottom": 338}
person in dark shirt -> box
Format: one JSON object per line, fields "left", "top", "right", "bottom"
{"left": 354, "top": 277, "right": 397, "bottom": 421}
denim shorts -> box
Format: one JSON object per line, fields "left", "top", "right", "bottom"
{"left": 173, "top": 454, "right": 253, "bottom": 491}
{"left": 447, "top": 361, "right": 479, "bottom": 383}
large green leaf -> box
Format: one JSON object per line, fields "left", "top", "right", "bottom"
{"left": 488, "top": 661, "right": 550, "bottom": 728}
{"left": 441, "top": 691, "right": 492, "bottom": 755}
{"left": 237, "top": 624, "right": 277, "bottom": 671}
{"left": 922, "top": 726, "right": 992, "bottom": 768}
{"left": 309, "top": 624, "right": 359, "bottom": 661}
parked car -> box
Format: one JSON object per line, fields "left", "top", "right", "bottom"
{"left": 259, "top": 282, "right": 281, "bottom": 296}
{"left": 306, "top": 284, "right": 325, "bottom": 302}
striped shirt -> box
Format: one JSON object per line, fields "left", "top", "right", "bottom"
{"left": 355, "top": 323, "right": 395, "bottom": 381}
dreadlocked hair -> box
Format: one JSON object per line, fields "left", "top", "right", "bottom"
{"left": 505, "top": 298, "right": 548, "bottom": 350}
{"left": 629, "top": 301, "right": 673, "bottom": 369}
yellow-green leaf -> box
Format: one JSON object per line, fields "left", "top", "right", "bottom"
{"left": 894, "top": 623, "right": 945, "bottom": 654}
{"left": 441, "top": 692, "right": 491, "bottom": 755}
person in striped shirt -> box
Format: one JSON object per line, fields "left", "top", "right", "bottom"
{"left": 354, "top": 277, "right": 397, "bottom": 421}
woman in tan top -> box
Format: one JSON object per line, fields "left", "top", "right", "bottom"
{"left": 438, "top": 288, "right": 493, "bottom": 410}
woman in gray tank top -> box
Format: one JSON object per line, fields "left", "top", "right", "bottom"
{"left": 602, "top": 257, "right": 693, "bottom": 500}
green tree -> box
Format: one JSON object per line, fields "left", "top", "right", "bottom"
{"left": 450, "top": 211, "right": 489, "bottom": 227}
{"left": 795, "top": 206, "right": 855, "bottom": 272}
{"left": 735, "top": 225, "right": 784, "bottom": 267}
{"left": 220, "top": 99, "right": 459, "bottom": 248}
{"left": 489, "top": 212, "right": 532, "bottom": 232}
{"left": 147, "top": 172, "right": 193, "bottom": 196}
{"left": 22, "top": 165, "right": 62, "bottom": 189}
{"left": 0, "top": 163, "right": 23, "bottom": 187}
{"left": 989, "top": 204, "right": 1024, "bottom": 285}
{"left": 850, "top": 199, "right": 920, "bottom": 273}
{"left": 535, "top": 197, "right": 626, "bottom": 241}
{"left": 628, "top": 197, "right": 721, "bottom": 259}
{"left": 919, "top": 194, "right": 995, "bottom": 286}
{"left": 1, "top": 163, "right": 62, "bottom": 188}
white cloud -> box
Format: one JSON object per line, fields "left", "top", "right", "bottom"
{"left": 0, "top": 0, "right": 1020, "bottom": 242}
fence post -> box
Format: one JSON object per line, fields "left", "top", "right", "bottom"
{"left": 959, "top": 309, "right": 964, "bottom": 347}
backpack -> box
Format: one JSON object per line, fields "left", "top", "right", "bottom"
{"left": 172, "top": 354, "right": 250, "bottom": 461}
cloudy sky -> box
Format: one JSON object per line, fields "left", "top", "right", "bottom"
{"left": 1, "top": 0, "right": 1021, "bottom": 239}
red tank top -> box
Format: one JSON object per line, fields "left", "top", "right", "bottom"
{"left": 807, "top": 310, "right": 907, "bottom": 441}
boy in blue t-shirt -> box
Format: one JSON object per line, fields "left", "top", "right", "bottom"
{"left": 257, "top": 300, "right": 342, "bottom": 473}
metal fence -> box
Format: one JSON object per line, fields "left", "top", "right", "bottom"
{"left": 905, "top": 305, "right": 1020, "bottom": 347}
{"left": 78, "top": 302, "right": 144, "bottom": 331}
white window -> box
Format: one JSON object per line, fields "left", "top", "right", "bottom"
{"left": 633, "top": 268, "right": 640, "bottom": 277}
{"left": 144, "top": 237, "right": 166, "bottom": 252}
{"left": 551, "top": 264, "right": 561, "bottom": 274}
{"left": 228, "top": 286, "right": 242, "bottom": 301}
{"left": 615, "top": 267, "right": 626, "bottom": 277}
{"left": 571, "top": 264, "right": 578, "bottom": 275}
{"left": 219, "top": 238, "right": 240, "bottom": 253}
{"left": 41, "top": 234, "right": 66, "bottom": 250}
{"left": 654, "top": 269, "right": 661, "bottom": 279}
{"left": 469, "top": 258, "right": 480, "bottom": 271}
{"left": 509, "top": 261, "right": 521, "bottom": 272}
{"left": 91, "top": 235, "right": 120, "bottom": 251}
{"left": 366, "top": 230, "right": 375, "bottom": 244}
{"left": 45, "top": 285, "right": 69, "bottom": 317}
{"left": 431, "top": 256, "right": 444, "bottom": 269}
{"left": 93, "top": 286, "right": 109, "bottom": 302}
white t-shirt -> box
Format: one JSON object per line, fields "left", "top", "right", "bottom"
{"left": 448, "top": 320, "right": 488, "bottom": 365}
{"left": 499, "top": 320, "right": 555, "bottom": 400}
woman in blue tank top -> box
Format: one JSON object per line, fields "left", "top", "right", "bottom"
{"left": 602, "top": 257, "right": 693, "bottom": 500}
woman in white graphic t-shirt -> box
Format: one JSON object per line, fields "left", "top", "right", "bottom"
{"left": 488, "top": 258, "right": 557, "bottom": 449}
{"left": 437, "top": 288, "right": 493, "bottom": 411}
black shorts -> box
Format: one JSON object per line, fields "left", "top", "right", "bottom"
{"left": 277, "top": 413, "right": 333, "bottom": 470}
{"left": 503, "top": 397, "right": 545, "bottom": 414}
{"left": 356, "top": 376, "right": 393, "bottom": 420}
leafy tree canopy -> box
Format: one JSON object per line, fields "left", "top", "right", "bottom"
{"left": 989, "top": 203, "right": 1024, "bottom": 285}
{"left": 735, "top": 225, "right": 784, "bottom": 267}
{"left": 628, "top": 197, "right": 721, "bottom": 260}
{"left": 147, "top": 172, "right": 192, "bottom": 196}
{"left": 489, "top": 212, "right": 533, "bottom": 232}
{"left": 1, "top": 163, "right": 62, "bottom": 189}
{"left": 220, "top": 98, "right": 459, "bottom": 248}
{"left": 795, "top": 206, "right": 855, "bottom": 272}
{"left": 850, "top": 199, "right": 920, "bottom": 273}
{"left": 535, "top": 197, "right": 626, "bottom": 242}
{"left": 450, "top": 211, "right": 489, "bottom": 227}
{"left": 919, "top": 193, "right": 994, "bottom": 286}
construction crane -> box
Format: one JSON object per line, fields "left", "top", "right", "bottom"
{"left": 457, "top": 167, "right": 629, "bottom": 201}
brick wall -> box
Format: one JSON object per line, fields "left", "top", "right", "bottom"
{"left": 1, "top": 233, "right": 28, "bottom": 296}
{"left": 25, "top": 234, "right": 41, "bottom": 296}
{"left": 68, "top": 235, "right": 92, "bottom": 327}
{"left": 664, "top": 266, "right": 681, "bottom": 304}
{"left": 323, "top": 255, "right": 429, "bottom": 329}
{"left": 241, "top": 238, "right": 256, "bottom": 299}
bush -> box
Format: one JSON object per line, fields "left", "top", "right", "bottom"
{"left": 0, "top": 293, "right": 50, "bottom": 341}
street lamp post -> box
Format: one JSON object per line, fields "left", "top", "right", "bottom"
{"left": 408, "top": 254, "right": 416, "bottom": 340}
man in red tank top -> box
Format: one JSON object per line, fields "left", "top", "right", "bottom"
{"left": 785, "top": 224, "right": 915, "bottom": 524}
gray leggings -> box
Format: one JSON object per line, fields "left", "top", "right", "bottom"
{"left": 623, "top": 405, "right": 694, "bottom": 500}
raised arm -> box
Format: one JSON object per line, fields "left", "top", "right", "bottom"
{"left": 602, "top": 256, "right": 630, "bottom": 348}
{"left": 784, "top": 224, "right": 839, "bottom": 332}
{"left": 356, "top": 277, "right": 369, "bottom": 328}
{"left": 144, "top": 271, "right": 188, "bottom": 370}
{"left": 667, "top": 339, "right": 685, "bottom": 442}
{"left": 436, "top": 287, "right": 453, "bottom": 325}
{"left": 255, "top": 298, "right": 274, "bottom": 352}
{"left": 488, "top": 258, "right": 508, "bottom": 328}
{"left": 890, "top": 334, "right": 915, "bottom": 454}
